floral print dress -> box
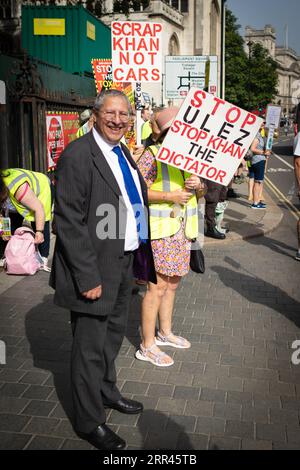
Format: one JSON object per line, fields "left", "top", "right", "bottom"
{"left": 138, "top": 148, "right": 191, "bottom": 277}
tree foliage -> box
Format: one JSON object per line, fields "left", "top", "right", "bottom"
{"left": 225, "top": 9, "right": 248, "bottom": 108}
{"left": 247, "top": 42, "right": 278, "bottom": 110}
{"left": 225, "top": 9, "right": 278, "bottom": 111}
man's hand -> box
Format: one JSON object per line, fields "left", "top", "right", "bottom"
{"left": 82, "top": 285, "right": 102, "bottom": 300}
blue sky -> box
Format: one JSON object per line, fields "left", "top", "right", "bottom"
{"left": 227, "top": 0, "right": 300, "bottom": 54}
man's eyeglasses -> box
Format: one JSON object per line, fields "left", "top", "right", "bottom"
{"left": 100, "top": 110, "right": 130, "bottom": 122}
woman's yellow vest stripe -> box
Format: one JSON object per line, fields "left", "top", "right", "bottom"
{"left": 2, "top": 169, "right": 51, "bottom": 222}
{"left": 148, "top": 145, "right": 198, "bottom": 240}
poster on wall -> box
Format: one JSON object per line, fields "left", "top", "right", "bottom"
{"left": 46, "top": 112, "right": 79, "bottom": 171}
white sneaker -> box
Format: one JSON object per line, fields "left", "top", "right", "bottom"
{"left": 41, "top": 257, "right": 51, "bottom": 272}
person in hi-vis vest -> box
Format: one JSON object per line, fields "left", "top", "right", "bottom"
{"left": 0, "top": 169, "right": 52, "bottom": 271}
{"left": 136, "top": 107, "right": 206, "bottom": 367}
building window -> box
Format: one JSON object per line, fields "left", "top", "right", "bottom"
{"left": 169, "top": 33, "right": 180, "bottom": 56}
{"left": 0, "top": 0, "right": 12, "bottom": 19}
{"left": 113, "top": 0, "right": 149, "bottom": 13}
{"left": 171, "top": 0, "right": 179, "bottom": 9}
{"left": 181, "top": 0, "right": 188, "bottom": 13}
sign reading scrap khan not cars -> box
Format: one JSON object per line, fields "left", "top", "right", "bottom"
{"left": 111, "top": 21, "right": 162, "bottom": 82}
{"left": 156, "top": 88, "right": 263, "bottom": 187}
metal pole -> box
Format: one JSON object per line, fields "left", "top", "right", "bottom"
{"left": 160, "top": 73, "right": 164, "bottom": 107}
{"left": 220, "top": 0, "right": 227, "bottom": 99}
{"left": 247, "top": 41, "right": 253, "bottom": 110}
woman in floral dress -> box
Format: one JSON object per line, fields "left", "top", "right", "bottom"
{"left": 135, "top": 107, "right": 204, "bottom": 367}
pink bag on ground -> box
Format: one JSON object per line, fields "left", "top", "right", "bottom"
{"left": 4, "top": 227, "right": 42, "bottom": 275}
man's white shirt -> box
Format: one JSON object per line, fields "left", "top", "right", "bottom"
{"left": 92, "top": 127, "right": 143, "bottom": 251}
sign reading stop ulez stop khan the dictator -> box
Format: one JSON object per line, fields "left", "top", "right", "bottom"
{"left": 156, "top": 88, "right": 263, "bottom": 187}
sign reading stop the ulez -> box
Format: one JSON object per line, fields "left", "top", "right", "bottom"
{"left": 111, "top": 21, "right": 162, "bottom": 83}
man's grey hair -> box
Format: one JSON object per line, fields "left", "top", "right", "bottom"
{"left": 94, "top": 89, "right": 132, "bottom": 114}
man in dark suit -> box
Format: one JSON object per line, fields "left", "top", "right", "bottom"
{"left": 50, "top": 89, "right": 156, "bottom": 450}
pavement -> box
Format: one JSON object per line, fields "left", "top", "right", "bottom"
{"left": 1, "top": 177, "right": 300, "bottom": 450}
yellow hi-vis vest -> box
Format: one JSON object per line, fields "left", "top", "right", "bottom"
{"left": 2, "top": 169, "right": 52, "bottom": 222}
{"left": 148, "top": 145, "right": 198, "bottom": 240}
{"left": 141, "top": 120, "right": 152, "bottom": 141}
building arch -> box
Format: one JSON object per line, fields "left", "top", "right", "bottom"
{"left": 168, "top": 33, "right": 180, "bottom": 56}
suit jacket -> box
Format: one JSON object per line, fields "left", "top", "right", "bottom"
{"left": 49, "top": 131, "right": 156, "bottom": 316}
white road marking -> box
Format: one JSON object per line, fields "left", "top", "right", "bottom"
{"left": 271, "top": 151, "right": 294, "bottom": 170}
{"left": 267, "top": 168, "right": 292, "bottom": 173}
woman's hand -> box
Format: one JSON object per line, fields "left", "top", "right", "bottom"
{"left": 170, "top": 189, "right": 192, "bottom": 205}
{"left": 184, "top": 175, "right": 202, "bottom": 190}
{"left": 131, "top": 145, "right": 145, "bottom": 163}
{"left": 34, "top": 231, "right": 44, "bottom": 245}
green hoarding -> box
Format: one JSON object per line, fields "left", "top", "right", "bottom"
{"left": 21, "top": 5, "right": 111, "bottom": 75}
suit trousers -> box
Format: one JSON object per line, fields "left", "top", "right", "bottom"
{"left": 70, "top": 252, "right": 134, "bottom": 434}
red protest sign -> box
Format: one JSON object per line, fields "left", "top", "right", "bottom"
{"left": 91, "top": 59, "right": 113, "bottom": 93}
{"left": 46, "top": 112, "right": 79, "bottom": 171}
{"left": 111, "top": 21, "right": 162, "bottom": 82}
{"left": 156, "top": 88, "right": 263, "bottom": 186}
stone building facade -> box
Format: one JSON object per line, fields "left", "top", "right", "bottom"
{"left": 100, "top": 0, "right": 224, "bottom": 106}
{"left": 0, "top": 1, "right": 225, "bottom": 106}
{"left": 245, "top": 24, "right": 300, "bottom": 115}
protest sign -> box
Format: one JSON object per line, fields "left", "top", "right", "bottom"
{"left": 266, "top": 104, "right": 281, "bottom": 129}
{"left": 111, "top": 21, "right": 162, "bottom": 82}
{"left": 265, "top": 105, "right": 281, "bottom": 150}
{"left": 46, "top": 112, "right": 79, "bottom": 171}
{"left": 156, "top": 88, "right": 263, "bottom": 186}
{"left": 91, "top": 59, "right": 113, "bottom": 92}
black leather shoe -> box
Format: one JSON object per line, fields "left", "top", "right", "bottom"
{"left": 205, "top": 227, "right": 226, "bottom": 240}
{"left": 80, "top": 424, "right": 126, "bottom": 450}
{"left": 104, "top": 396, "right": 143, "bottom": 414}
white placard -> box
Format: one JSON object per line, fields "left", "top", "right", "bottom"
{"left": 111, "top": 21, "right": 162, "bottom": 83}
{"left": 165, "top": 56, "right": 218, "bottom": 99}
{"left": 266, "top": 104, "right": 281, "bottom": 129}
{"left": 156, "top": 88, "right": 263, "bottom": 187}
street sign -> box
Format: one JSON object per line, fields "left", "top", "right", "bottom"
{"left": 111, "top": 21, "right": 162, "bottom": 83}
{"left": 156, "top": 88, "right": 262, "bottom": 187}
{"left": 165, "top": 56, "right": 218, "bottom": 100}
